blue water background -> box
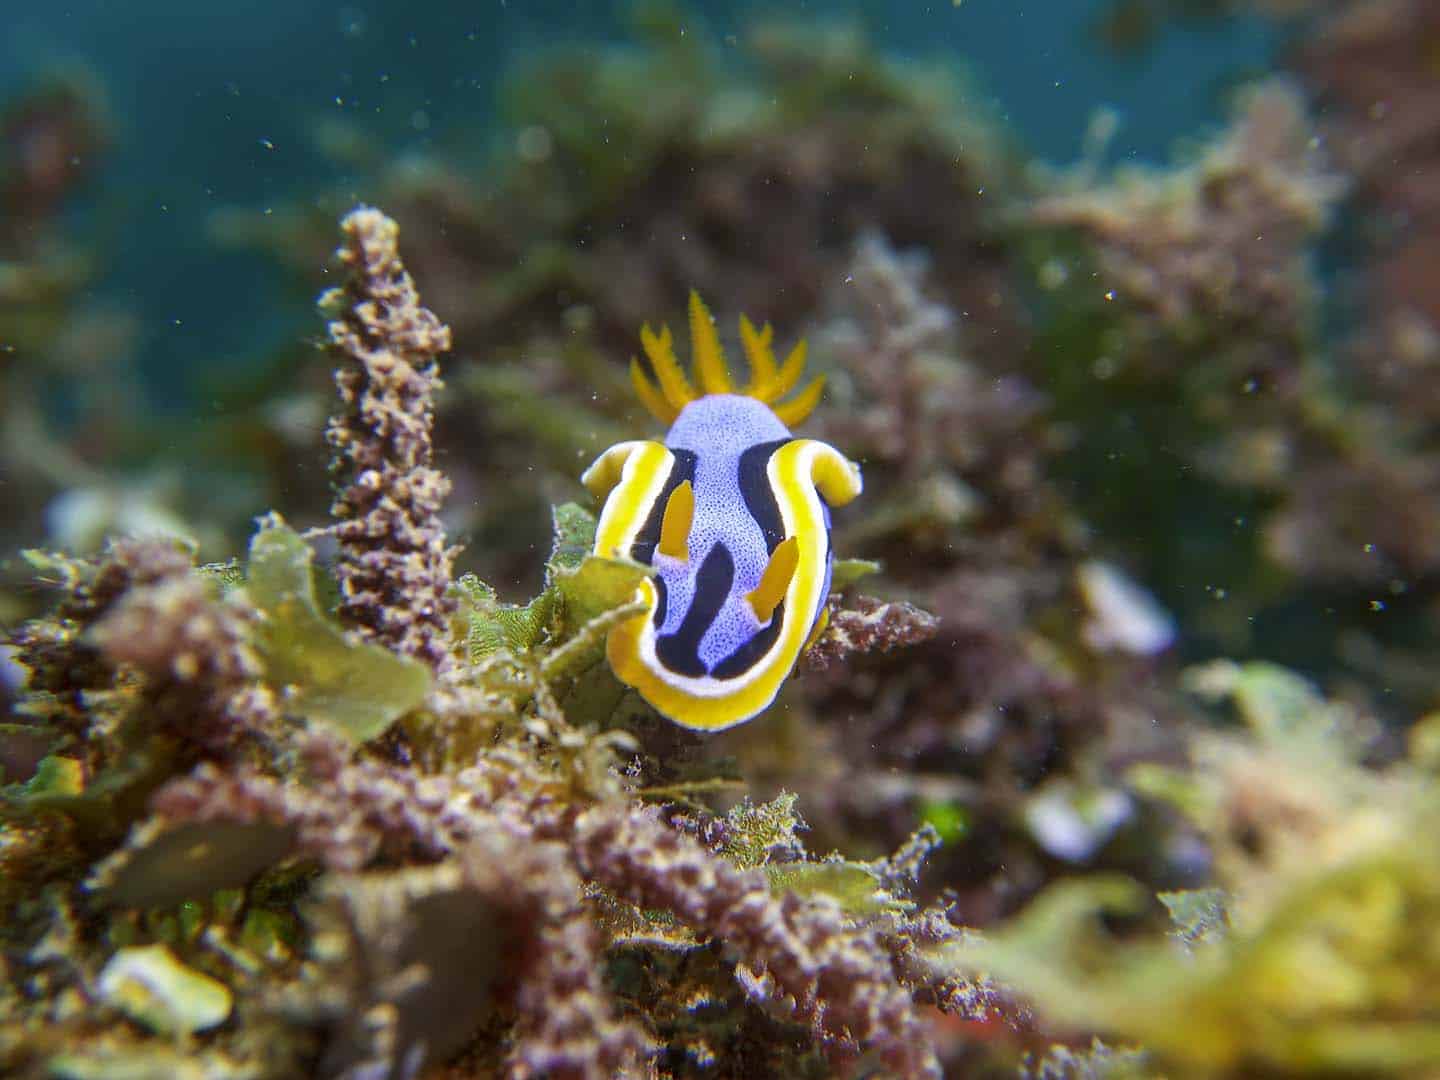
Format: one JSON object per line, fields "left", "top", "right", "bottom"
{"left": 3, "top": 1, "right": 1279, "bottom": 406}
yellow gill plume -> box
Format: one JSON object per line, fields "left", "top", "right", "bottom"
{"left": 657, "top": 480, "right": 694, "bottom": 561}
{"left": 746, "top": 536, "right": 799, "bottom": 624}
{"left": 689, "top": 292, "right": 733, "bottom": 395}
{"left": 629, "top": 291, "right": 826, "bottom": 426}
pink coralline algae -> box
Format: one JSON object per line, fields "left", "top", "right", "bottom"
{"left": 323, "top": 206, "right": 458, "bottom": 671}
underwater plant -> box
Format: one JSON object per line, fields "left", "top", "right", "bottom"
{"left": 957, "top": 661, "right": 1440, "bottom": 1077}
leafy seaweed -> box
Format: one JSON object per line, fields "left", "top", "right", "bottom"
{"left": 245, "top": 519, "right": 431, "bottom": 743}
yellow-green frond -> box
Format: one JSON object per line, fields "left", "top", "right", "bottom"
{"left": 688, "top": 290, "right": 733, "bottom": 395}
{"left": 641, "top": 322, "right": 695, "bottom": 414}
{"left": 629, "top": 357, "right": 679, "bottom": 424}
{"left": 771, "top": 374, "right": 826, "bottom": 427}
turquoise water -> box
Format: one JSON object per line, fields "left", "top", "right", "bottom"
{"left": 5, "top": 1, "right": 1278, "bottom": 405}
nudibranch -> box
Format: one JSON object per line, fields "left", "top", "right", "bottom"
{"left": 582, "top": 291, "right": 862, "bottom": 731}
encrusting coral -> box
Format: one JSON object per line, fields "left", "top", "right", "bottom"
{"left": 11, "top": 538, "right": 194, "bottom": 721}
{"left": 88, "top": 567, "right": 274, "bottom": 756}
{"left": 0, "top": 206, "right": 988, "bottom": 1080}
{"left": 323, "top": 206, "right": 458, "bottom": 671}
{"left": 8, "top": 538, "right": 273, "bottom": 817}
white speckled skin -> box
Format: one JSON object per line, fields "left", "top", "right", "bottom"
{"left": 659, "top": 395, "right": 793, "bottom": 669}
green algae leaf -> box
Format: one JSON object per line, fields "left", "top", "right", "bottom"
{"left": 454, "top": 568, "right": 554, "bottom": 661}
{"left": 196, "top": 558, "right": 245, "bottom": 593}
{"left": 458, "top": 504, "right": 646, "bottom": 669}
{"left": 1158, "top": 887, "right": 1229, "bottom": 950}
{"left": 466, "top": 590, "right": 559, "bottom": 662}
{"left": 91, "top": 819, "right": 298, "bottom": 909}
{"left": 765, "top": 861, "right": 907, "bottom": 917}
{"left": 14, "top": 754, "right": 84, "bottom": 801}
{"left": 453, "top": 573, "right": 498, "bottom": 609}
{"left": 830, "top": 557, "right": 882, "bottom": 591}
{"left": 452, "top": 574, "right": 499, "bottom": 660}
{"left": 245, "top": 520, "right": 430, "bottom": 743}
{"left": 49, "top": 1049, "right": 259, "bottom": 1080}
{"left": 547, "top": 501, "right": 649, "bottom": 639}
{"left": 716, "top": 793, "right": 805, "bottom": 870}
{"left": 1184, "top": 659, "right": 1344, "bottom": 744}
{"left": 553, "top": 554, "right": 650, "bottom": 639}
{"left": 547, "top": 501, "right": 597, "bottom": 576}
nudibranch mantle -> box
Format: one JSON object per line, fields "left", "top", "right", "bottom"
{"left": 583, "top": 292, "right": 862, "bottom": 731}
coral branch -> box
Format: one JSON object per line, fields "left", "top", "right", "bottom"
{"left": 323, "top": 206, "right": 457, "bottom": 670}
{"left": 148, "top": 734, "right": 455, "bottom": 872}
{"left": 150, "top": 738, "right": 646, "bottom": 1079}
{"left": 567, "top": 803, "right": 941, "bottom": 1079}
{"left": 13, "top": 539, "right": 272, "bottom": 757}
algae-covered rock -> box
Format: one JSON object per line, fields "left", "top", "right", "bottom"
{"left": 245, "top": 518, "right": 431, "bottom": 743}
{"left": 96, "top": 943, "right": 233, "bottom": 1035}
